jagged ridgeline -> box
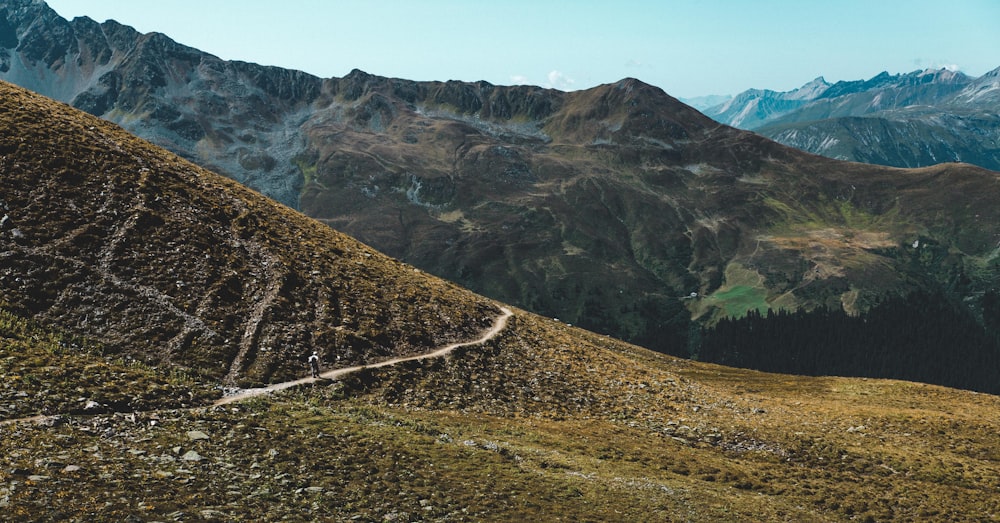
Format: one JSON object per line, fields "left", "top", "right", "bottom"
{"left": 704, "top": 68, "right": 1000, "bottom": 172}
{"left": 0, "top": 80, "right": 499, "bottom": 387}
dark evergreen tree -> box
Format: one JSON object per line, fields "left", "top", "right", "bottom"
{"left": 697, "top": 290, "right": 1000, "bottom": 394}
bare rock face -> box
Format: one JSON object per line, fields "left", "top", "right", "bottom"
{"left": 0, "top": 0, "right": 322, "bottom": 208}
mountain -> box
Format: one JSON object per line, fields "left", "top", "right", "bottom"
{"left": 702, "top": 76, "right": 832, "bottom": 129}
{"left": 3, "top": 78, "right": 1000, "bottom": 522}
{"left": 4, "top": 1, "right": 1000, "bottom": 369}
{"left": 706, "top": 68, "right": 1000, "bottom": 172}
{"left": 707, "top": 69, "right": 972, "bottom": 129}
{"left": 679, "top": 93, "right": 732, "bottom": 111}
{"left": 0, "top": 0, "right": 322, "bottom": 208}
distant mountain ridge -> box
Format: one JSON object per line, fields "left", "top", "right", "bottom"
{"left": 704, "top": 67, "right": 1000, "bottom": 171}
{"left": 678, "top": 93, "right": 732, "bottom": 111}
{"left": 705, "top": 76, "right": 833, "bottom": 129}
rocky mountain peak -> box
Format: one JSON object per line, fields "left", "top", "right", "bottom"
{"left": 818, "top": 68, "right": 973, "bottom": 100}
{"left": 785, "top": 76, "right": 831, "bottom": 100}
{"left": 731, "top": 65, "right": 996, "bottom": 172}
{"left": 916, "top": 67, "right": 968, "bottom": 83}
{"left": 0, "top": 4, "right": 326, "bottom": 207}
{"left": 955, "top": 65, "right": 1000, "bottom": 104}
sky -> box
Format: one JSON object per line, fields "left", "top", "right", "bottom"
{"left": 44, "top": 0, "right": 1000, "bottom": 100}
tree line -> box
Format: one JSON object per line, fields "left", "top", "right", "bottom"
{"left": 696, "top": 290, "right": 1000, "bottom": 394}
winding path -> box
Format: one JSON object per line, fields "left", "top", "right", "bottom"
{"left": 214, "top": 306, "right": 513, "bottom": 405}
{"left": 1, "top": 307, "right": 513, "bottom": 425}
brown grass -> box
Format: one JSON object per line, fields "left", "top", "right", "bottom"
{"left": 5, "top": 308, "right": 999, "bottom": 521}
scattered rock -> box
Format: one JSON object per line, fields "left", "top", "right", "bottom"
{"left": 39, "top": 416, "right": 67, "bottom": 428}
{"left": 186, "top": 430, "right": 210, "bottom": 441}
{"left": 181, "top": 450, "right": 202, "bottom": 462}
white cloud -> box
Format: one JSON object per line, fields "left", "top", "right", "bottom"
{"left": 625, "top": 59, "right": 642, "bottom": 68}
{"left": 546, "top": 70, "right": 575, "bottom": 90}
{"left": 913, "top": 58, "right": 962, "bottom": 72}
{"left": 509, "top": 74, "right": 530, "bottom": 85}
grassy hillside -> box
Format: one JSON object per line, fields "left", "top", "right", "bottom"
{"left": 0, "top": 307, "right": 217, "bottom": 419}
{"left": 3, "top": 309, "right": 1000, "bottom": 521}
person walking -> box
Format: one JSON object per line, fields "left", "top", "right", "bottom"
{"left": 308, "top": 351, "right": 320, "bottom": 378}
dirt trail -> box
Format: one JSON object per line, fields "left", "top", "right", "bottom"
{"left": 214, "top": 306, "right": 513, "bottom": 406}
{"left": 0, "top": 307, "right": 513, "bottom": 426}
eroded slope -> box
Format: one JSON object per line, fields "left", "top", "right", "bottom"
{"left": 0, "top": 80, "right": 499, "bottom": 387}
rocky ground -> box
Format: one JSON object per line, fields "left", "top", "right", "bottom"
{"left": 4, "top": 310, "right": 1000, "bottom": 521}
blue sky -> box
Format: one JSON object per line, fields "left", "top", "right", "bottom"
{"left": 44, "top": 0, "right": 1000, "bottom": 99}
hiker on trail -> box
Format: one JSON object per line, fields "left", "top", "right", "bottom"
{"left": 308, "top": 351, "right": 320, "bottom": 378}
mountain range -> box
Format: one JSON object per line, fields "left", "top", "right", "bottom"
{"left": 3, "top": 68, "right": 1000, "bottom": 522}
{"left": 704, "top": 68, "right": 1000, "bottom": 172}
{"left": 4, "top": 1, "right": 1000, "bottom": 369}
